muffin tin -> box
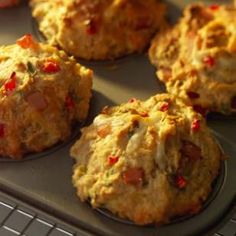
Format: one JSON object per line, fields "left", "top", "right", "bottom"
{"left": 0, "top": 1, "right": 235, "bottom": 236}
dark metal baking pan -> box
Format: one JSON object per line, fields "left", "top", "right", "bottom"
{"left": 0, "top": 1, "right": 235, "bottom": 236}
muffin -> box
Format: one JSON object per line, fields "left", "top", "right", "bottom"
{"left": 149, "top": 3, "right": 236, "bottom": 115}
{"left": 0, "top": 34, "right": 93, "bottom": 159}
{"left": 70, "top": 93, "right": 223, "bottom": 225}
{"left": 30, "top": 0, "right": 166, "bottom": 60}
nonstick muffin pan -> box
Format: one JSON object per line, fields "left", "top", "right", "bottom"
{"left": 0, "top": 1, "right": 235, "bottom": 236}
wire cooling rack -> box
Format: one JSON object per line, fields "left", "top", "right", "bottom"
{"left": 0, "top": 194, "right": 91, "bottom": 236}
{"left": 0, "top": 193, "right": 235, "bottom": 236}
{"left": 215, "top": 215, "right": 236, "bottom": 236}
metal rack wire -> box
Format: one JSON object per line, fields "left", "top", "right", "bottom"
{"left": 0, "top": 194, "right": 235, "bottom": 236}
{"left": 215, "top": 215, "right": 236, "bottom": 236}
{"left": 0, "top": 196, "right": 88, "bottom": 236}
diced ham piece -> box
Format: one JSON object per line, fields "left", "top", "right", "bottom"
{"left": 187, "top": 91, "right": 200, "bottom": 99}
{"left": 65, "top": 95, "right": 75, "bottom": 109}
{"left": 26, "top": 92, "right": 48, "bottom": 111}
{"left": 123, "top": 167, "right": 144, "bottom": 186}
{"left": 181, "top": 140, "right": 202, "bottom": 161}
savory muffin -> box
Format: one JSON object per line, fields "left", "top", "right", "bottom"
{"left": 149, "top": 3, "right": 236, "bottom": 115}
{"left": 0, "top": 34, "right": 93, "bottom": 159}
{"left": 30, "top": 0, "right": 166, "bottom": 60}
{"left": 71, "top": 93, "right": 223, "bottom": 225}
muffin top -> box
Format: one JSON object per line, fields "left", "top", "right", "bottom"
{"left": 71, "top": 93, "right": 222, "bottom": 225}
{"left": 149, "top": 3, "right": 236, "bottom": 114}
{"left": 0, "top": 34, "right": 92, "bottom": 159}
{"left": 30, "top": 0, "right": 166, "bottom": 60}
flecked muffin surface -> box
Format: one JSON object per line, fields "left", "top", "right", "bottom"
{"left": 30, "top": 0, "right": 166, "bottom": 60}
{"left": 71, "top": 93, "right": 222, "bottom": 225}
{"left": 149, "top": 3, "right": 236, "bottom": 114}
{"left": 0, "top": 34, "right": 92, "bottom": 159}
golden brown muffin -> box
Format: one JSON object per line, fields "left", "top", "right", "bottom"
{"left": 70, "top": 93, "right": 223, "bottom": 225}
{"left": 0, "top": 34, "right": 93, "bottom": 159}
{"left": 30, "top": 0, "right": 166, "bottom": 60}
{"left": 149, "top": 3, "right": 236, "bottom": 115}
